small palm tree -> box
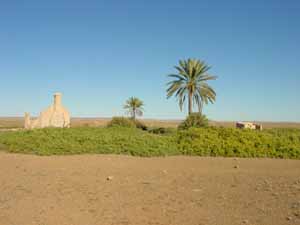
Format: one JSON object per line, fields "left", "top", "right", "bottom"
{"left": 124, "top": 97, "right": 144, "bottom": 120}
{"left": 166, "top": 58, "right": 217, "bottom": 115}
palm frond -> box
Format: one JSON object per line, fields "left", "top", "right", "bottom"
{"left": 166, "top": 58, "right": 217, "bottom": 114}
{"left": 123, "top": 97, "right": 144, "bottom": 118}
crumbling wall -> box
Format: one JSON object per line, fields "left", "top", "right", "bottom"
{"left": 24, "top": 93, "right": 70, "bottom": 129}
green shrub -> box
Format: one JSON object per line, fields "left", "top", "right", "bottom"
{"left": 107, "top": 117, "right": 136, "bottom": 128}
{"left": 176, "top": 127, "right": 300, "bottom": 158}
{"left": 178, "top": 113, "right": 209, "bottom": 130}
{"left": 0, "top": 127, "right": 299, "bottom": 159}
{"left": 148, "top": 127, "right": 176, "bottom": 135}
{"left": 133, "top": 119, "right": 148, "bottom": 130}
{"left": 107, "top": 117, "right": 148, "bottom": 130}
{"left": 0, "top": 127, "right": 177, "bottom": 156}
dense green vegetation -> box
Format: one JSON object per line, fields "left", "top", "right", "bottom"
{"left": 177, "top": 127, "right": 300, "bottom": 158}
{"left": 107, "top": 117, "right": 137, "bottom": 128}
{"left": 0, "top": 127, "right": 176, "bottom": 156}
{"left": 107, "top": 117, "right": 148, "bottom": 130}
{"left": 0, "top": 127, "right": 299, "bottom": 159}
{"left": 178, "top": 113, "right": 209, "bottom": 129}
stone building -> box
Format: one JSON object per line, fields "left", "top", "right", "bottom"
{"left": 24, "top": 93, "right": 70, "bottom": 129}
{"left": 236, "top": 122, "right": 263, "bottom": 130}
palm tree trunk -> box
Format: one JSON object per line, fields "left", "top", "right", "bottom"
{"left": 199, "top": 101, "right": 203, "bottom": 115}
{"left": 188, "top": 91, "right": 193, "bottom": 115}
{"left": 133, "top": 108, "right": 136, "bottom": 120}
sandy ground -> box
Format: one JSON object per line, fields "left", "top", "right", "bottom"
{"left": 0, "top": 153, "right": 299, "bottom": 225}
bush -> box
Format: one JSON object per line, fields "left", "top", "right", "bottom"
{"left": 178, "top": 113, "right": 209, "bottom": 130}
{"left": 148, "top": 127, "right": 176, "bottom": 135}
{"left": 176, "top": 127, "right": 300, "bottom": 158}
{"left": 0, "top": 127, "right": 299, "bottom": 159}
{"left": 133, "top": 119, "right": 148, "bottom": 130}
{"left": 107, "top": 117, "right": 148, "bottom": 130}
{"left": 107, "top": 117, "right": 136, "bottom": 128}
{"left": 0, "top": 127, "right": 177, "bottom": 156}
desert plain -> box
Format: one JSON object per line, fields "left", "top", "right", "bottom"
{"left": 0, "top": 153, "right": 300, "bottom": 225}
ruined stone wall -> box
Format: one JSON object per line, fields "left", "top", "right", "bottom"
{"left": 24, "top": 93, "right": 70, "bottom": 129}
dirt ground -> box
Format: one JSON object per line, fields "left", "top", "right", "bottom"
{"left": 0, "top": 153, "right": 299, "bottom": 225}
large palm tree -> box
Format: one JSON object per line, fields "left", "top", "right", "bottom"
{"left": 124, "top": 97, "right": 144, "bottom": 120}
{"left": 166, "top": 58, "right": 217, "bottom": 115}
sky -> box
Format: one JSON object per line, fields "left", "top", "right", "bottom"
{"left": 0, "top": 0, "right": 299, "bottom": 121}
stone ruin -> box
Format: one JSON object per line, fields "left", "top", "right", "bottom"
{"left": 236, "top": 122, "right": 263, "bottom": 130}
{"left": 24, "top": 93, "right": 70, "bottom": 129}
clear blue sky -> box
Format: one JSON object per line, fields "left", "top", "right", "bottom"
{"left": 1, "top": 0, "right": 299, "bottom": 121}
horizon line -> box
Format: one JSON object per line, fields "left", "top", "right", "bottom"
{"left": 0, "top": 116, "right": 299, "bottom": 123}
